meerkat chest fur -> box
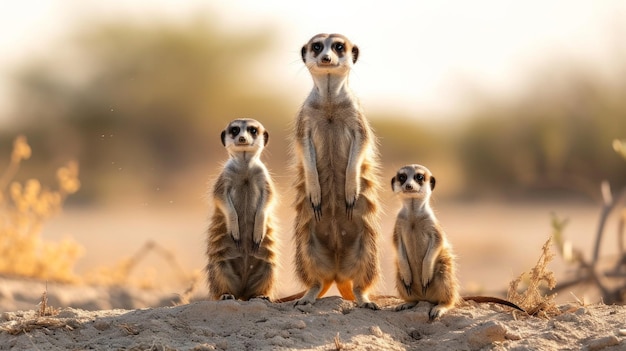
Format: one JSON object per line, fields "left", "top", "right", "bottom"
{"left": 223, "top": 158, "right": 266, "bottom": 220}
{"left": 397, "top": 200, "right": 443, "bottom": 257}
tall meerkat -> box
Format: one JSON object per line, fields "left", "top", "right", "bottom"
{"left": 390, "top": 164, "right": 524, "bottom": 320}
{"left": 291, "top": 33, "right": 381, "bottom": 309}
{"left": 206, "top": 118, "right": 278, "bottom": 301}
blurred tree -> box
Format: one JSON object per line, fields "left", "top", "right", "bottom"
{"left": 3, "top": 17, "right": 291, "bottom": 204}
{"left": 457, "top": 63, "right": 626, "bottom": 199}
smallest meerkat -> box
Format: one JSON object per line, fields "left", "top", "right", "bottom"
{"left": 205, "top": 118, "right": 278, "bottom": 301}
{"left": 390, "top": 164, "right": 459, "bottom": 320}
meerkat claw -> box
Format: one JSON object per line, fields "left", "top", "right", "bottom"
{"left": 345, "top": 199, "right": 355, "bottom": 220}
{"left": 219, "top": 293, "right": 236, "bottom": 300}
{"left": 252, "top": 240, "right": 261, "bottom": 253}
{"left": 359, "top": 302, "right": 379, "bottom": 310}
{"left": 230, "top": 235, "right": 241, "bottom": 250}
{"left": 310, "top": 196, "right": 322, "bottom": 221}
{"left": 404, "top": 282, "right": 412, "bottom": 296}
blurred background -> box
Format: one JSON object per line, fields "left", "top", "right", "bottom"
{"left": 1, "top": 0, "right": 625, "bottom": 307}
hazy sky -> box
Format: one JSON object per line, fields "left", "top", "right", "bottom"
{"left": 1, "top": 0, "right": 624, "bottom": 123}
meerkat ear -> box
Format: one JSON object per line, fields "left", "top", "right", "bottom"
{"left": 430, "top": 176, "right": 436, "bottom": 191}
{"left": 263, "top": 130, "right": 269, "bottom": 146}
{"left": 351, "top": 45, "right": 359, "bottom": 64}
{"left": 390, "top": 176, "right": 396, "bottom": 190}
{"left": 221, "top": 130, "right": 226, "bottom": 146}
{"left": 301, "top": 45, "right": 307, "bottom": 63}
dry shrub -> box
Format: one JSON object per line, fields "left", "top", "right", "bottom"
{"left": 0, "top": 136, "right": 83, "bottom": 283}
{"left": 507, "top": 237, "right": 561, "bottom": 317}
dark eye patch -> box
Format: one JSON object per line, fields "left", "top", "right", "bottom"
{"left": 312, "top": 42, "right": 323, "bottom": 53}
{"left": 229, "top": 126, "right": 240, "bottom": 136}
{"left": 414, "top": 173, "right": 425, "bottom": 182}
{"left": 334, "top": 42, "right": 344, "bottom": 52}
{"left": 247, "top": 126, "right": 258, "bottom": 136}
{"left": 397, "top": 173, "right": 407, "bottom": 183}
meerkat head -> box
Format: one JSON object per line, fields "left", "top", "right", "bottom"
{"left": 301, "top": 33, "right": 359, "bottom": 75}
{"left": 391, "top": 164, "right": 436, "bottom": 200}
{"left": 221, "top": 118, "right": 269, "bottom": 157}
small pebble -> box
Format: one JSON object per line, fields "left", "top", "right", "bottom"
{"left": 618, "top": 329, "right": 626, "bottom": 336}
{"left": 370, "top": 326, "right": 383, "bottom": 338}
{"left": 93, "top": 320, "right": 110, "bottom": 331}
{"left": 290, "top": 320, "right": 307, "bottom": 329}
{"left": 467, "top": 321, "right": 508, "bottom": 349}
{"left": 575, "top": 308, "right": 588, "bottom": 315}
{"left": 585, "top": 335, "right": 619, "bottom": 351}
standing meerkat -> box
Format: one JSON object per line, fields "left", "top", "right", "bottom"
{"left": 391, "top": 164, "right": 524, "bottom": 320}
{"left": 205, "top": 118, "right": 278, "bottom": 301}
{"left": 290, "top": 33, "right": 381, "bottom": 309}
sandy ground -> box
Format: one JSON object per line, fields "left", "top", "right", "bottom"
{"left": 1, "top": 287, "right": 626, "bottom": 350}
{"left": 2, "top": 200, "right": 625, "bottom": 350}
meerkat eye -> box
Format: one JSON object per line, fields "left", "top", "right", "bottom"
{"left": 415, "top": 174, "right": 425, "bottom": 182}
{"left": 229, "top": 126, "right": 240, "bottom": 136}
{"left": 335, "top": 43, "right": 344, "bottom": 52}
{"left": 398, "top": 174, "right": 407, "bottom": 183}
{"left": 312, "top": 43, "right": 323, "bottom": 53}
{"left": 248, "top": 127, "right": 258, "bottom": 136}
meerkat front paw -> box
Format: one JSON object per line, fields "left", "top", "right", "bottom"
{"left": 252, "top": 221, "right": 266, "bottom": 253}
{"left": 402, "top": 279, "right": 413, "bottom": 296}
{"left": 229, "top": 226, "right": 241, "bottom": 249}
{"left": 308, "top": 180, "right": 322, "bottom": 221}
{"left": 421, "top": 275, "right": 431, "bottom": 295}
{"left": 344, "top": 177, "right": 360, "bottom": 220}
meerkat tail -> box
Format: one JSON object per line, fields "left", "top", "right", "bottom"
{"left": 336, "top": 281, "right": 356, "bottom": 301}
{"left": 274, "top": 281, "right": 335, "bottom": 303}
{"left": 463, "top": 296, "right": 525, "bottom": 312}
{"left": 274, "top": 291, "right": 306, "bottom": 303}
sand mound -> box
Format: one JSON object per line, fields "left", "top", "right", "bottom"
{"left": 2, "top": 292, "right": 625, "bottom": 350}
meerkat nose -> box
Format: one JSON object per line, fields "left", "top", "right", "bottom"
{"left": 238, "top": 136, "right": 246, "bottom": 143}
{"left": 406, "top": 184, "right": 413, "bottom": 191}
{"left": 321, "top": 55, "right": 331, "bottom": 63}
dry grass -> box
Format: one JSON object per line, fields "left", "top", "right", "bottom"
{"left": 0, "top": 135, "right": 83, "bottom": 283}
{"left": 507, "top": 237, "right": 560, "bottom": 318}
{"left": 37, "top": 284, "right": 58, "bottom": 317}
{"left": 0, "top": 135, "right": 196, "bottom": 292}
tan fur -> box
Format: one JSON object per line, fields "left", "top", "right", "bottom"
{"left": 291, "top": 33, "right": 381, "bottom": 309}
{"left": 206, "top": 118, "right": 278, "bottom": 301}
{"left": 391, "top": 164, "right": 460, "bottom": 320}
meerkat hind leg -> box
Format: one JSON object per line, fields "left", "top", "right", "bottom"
{"left": 294, "top": 281, "right": 332, "bottom": 306}
{"left": 429, "top": 303, "right": 453, "bottom": 321}
{"left": 353, "top": 286, "right": 379, "bottom": 310}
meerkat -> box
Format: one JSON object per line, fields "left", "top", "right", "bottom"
{"left": 391, "top": 164, "right": 524, "bottom": 320}
{"left": 205, "top": 118, "right": 278, "bottom": 301}
{"left": 290, "top": 33, "right": 381, "bottom": 309}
